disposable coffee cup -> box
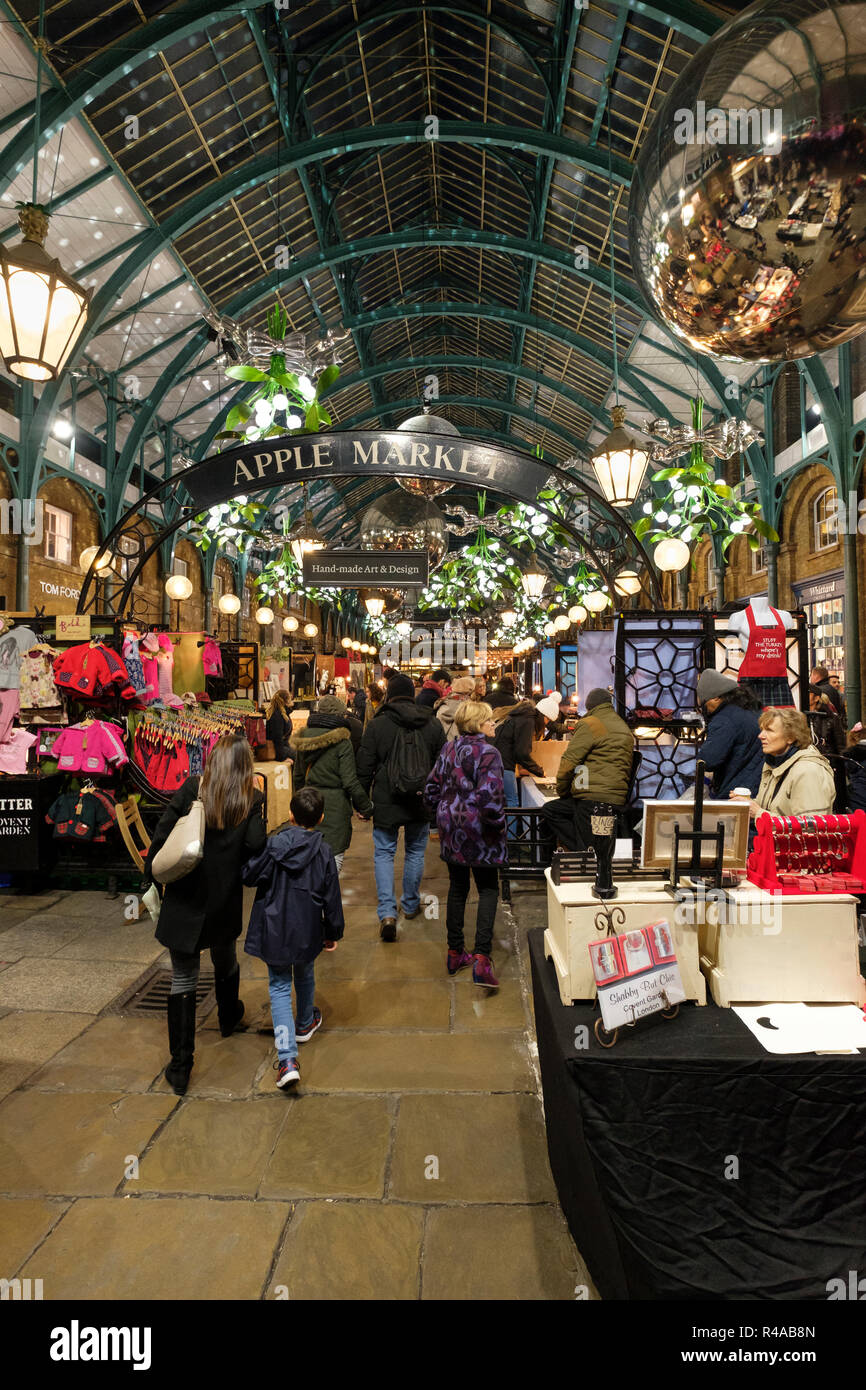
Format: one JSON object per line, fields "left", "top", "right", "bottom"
{"left": 731, "top": 787, "right": 751, "bottom": 800}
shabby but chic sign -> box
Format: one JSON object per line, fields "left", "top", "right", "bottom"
{"left": 302, "top": 550, "right": 429, "bottom": 587}
{"left": 185, "top": 431, "right": 552, "bottom": 511}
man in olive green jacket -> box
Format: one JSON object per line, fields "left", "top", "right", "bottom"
{"left": 541, "top": 689, "right": 635, "bottom": 852}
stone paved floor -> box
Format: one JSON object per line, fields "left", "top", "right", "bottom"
{"left": 0, "top": 825, "right": 595, "bottom": 1300}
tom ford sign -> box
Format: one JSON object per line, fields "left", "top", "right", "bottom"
{"left": 303, "top": 550, "right": 429, "bottom": 587}
{"left": 185, "top": 431, "right": 552, "bottom": 511}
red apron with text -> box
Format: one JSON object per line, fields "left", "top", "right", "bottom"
{"left": 737, "top": 606, "right": 789, "bottom": 678}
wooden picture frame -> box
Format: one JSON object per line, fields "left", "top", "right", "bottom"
{"left": 641, "top": 799, "right": 751, "bottom": 871}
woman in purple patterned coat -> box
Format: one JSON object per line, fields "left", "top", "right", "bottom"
{"left": 423, "top": 700, "right": 507, "bottom": 988}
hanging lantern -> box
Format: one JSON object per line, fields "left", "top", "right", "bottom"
{"left": 79, "top": 545, "right": 113, "bottom": 574}
{"left": 0, "top": 204, "right": 90, "bottom": 382}
{"left": 303, "top": 621, "right": 318, "bottom": 638}
{"left": 614, "top": 568, "right": 642, "bottom": 597}
{"left": 165, "top": 574, "right": 193, "bottom": 601}
{"left": 363, "top": 591, "right": 386, "bottom": 618}
{"left": 395, "top": 620, "right": 411, "bottom": 637}
{"left": 653, "top": 537, "right": 691, "bottom": 573}
{"left": 521, "top": 570, "right": 547, "bottom": 599}
{"left": 219, "top": 593, "right": 241, "bottom": 615}
{"left": 255, "top": 605, "right": 274, "bottom": 625}
{"left": 583, "top": 589, "right": 610, "bottom": 613}
{"left": 287, "top": 482, "right": 327, "bottom": 566}
{"left": 283, "top": 614, "right": 299, "bottom": 633}
{"left": 500, "top": 609, "right": 517, "bottom": 627}
{"left": 590, "top": 406, "right": 650, "bottom": 508}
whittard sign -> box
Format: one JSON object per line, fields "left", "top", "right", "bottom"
{"left": 303, "top": 550, "right": 429, "bottom": 587}
{"left": 185, "top": 431, "right": 552, "bottom": 511}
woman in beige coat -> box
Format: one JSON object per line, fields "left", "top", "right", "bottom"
{"left": 748, "top": 707, "right": 836, "bottom": 817}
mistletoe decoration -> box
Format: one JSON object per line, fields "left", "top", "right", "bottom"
{"left": 634, "top": 398, "right": 778, "bottom": 558}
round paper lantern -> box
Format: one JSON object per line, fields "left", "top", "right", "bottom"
{"left": 219, "top": 593, "right": 241, "bottom": 615}
{"left": 303, "top": 622, "right": 318, "bottom": 638}
{"left": 614, "top": 569, "right": 642, "bottom": 597}
{"left": 628, "top": 0, "right": 866, "bottom": 362}
{"left": 255, "top": 606, "right": 274, "bottom": 625}
{"left": 341, "top": 635, "right": 353, "bottom": 648}
{"left": 165, "top": 574, "right": 193, "bottom": 601}
{"left": 653, "top": 536, "right": 691, "bottom": 572}
{"left": 554, "top": 613, "right": 570, "bottom": 631}
{"left": 283, "top": 615, "right": 299, "bottom": 633}
{"left": 583, "top": 589, "right": 610, "bottom": 613}
{"left": 568, "top": 604, "right": 587, "bottom": 624}
{"left": 543, "top": 621, "right": 557, "bottom": 638}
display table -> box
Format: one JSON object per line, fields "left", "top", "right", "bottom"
{"left": 529, "top": 928, "right": 866, "bottom": 1300}
{"left": 254, "top": 761, "right": 293, "bottom": 832}
{"left": 544, "top": 869, "right": 707, "bottom": 1005}
{"left": 518, "top": 775, "right": 555, "bottom": 808}
{"left": 702, "top": 885, "right": 866, "bottom": 1007}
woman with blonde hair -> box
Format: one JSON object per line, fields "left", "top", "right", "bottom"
{"left": 144, "top": 735, "right": 266, "bottom": 1094}
{"left": 749, "top": 707, "right": 836, "bottom": 818}
{"left": 423, "top": 700, "right": 507, "bottom": 987}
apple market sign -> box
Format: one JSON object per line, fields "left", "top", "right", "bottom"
{"left": 183, "top": 431, "right": 553, "bottom": 511}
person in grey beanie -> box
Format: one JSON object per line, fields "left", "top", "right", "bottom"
{"left": 696, "top": 669, "right": 763, "bottom": 799}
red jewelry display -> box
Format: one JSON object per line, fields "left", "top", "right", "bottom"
{"left": 747, "top": 810, "right": 866, "bottom": 894}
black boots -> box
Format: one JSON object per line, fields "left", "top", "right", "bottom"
{"left": 165, "top": 991, "right": 197, "bottom": 1095}
{"left": 215, "top": 966, "right": 246, "bottom": 1037}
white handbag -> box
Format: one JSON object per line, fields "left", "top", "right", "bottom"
{"left": 152, "top": 798, "right": 205, "bottom": 884}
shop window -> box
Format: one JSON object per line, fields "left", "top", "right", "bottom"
{"left": 813, "top": 487, "right": 839, "bottom": 551}
{"left": 242, "top": 588, "right": 251, "bottom": 617}
{"left": 213, "top": 573, "right": 223, "bottom": 606}
{"left": 117, "top": 534, "right": 142, "bottom": 587}
{"left": 171, "top": 556, "right": 189, "bottom": 578}
{"left": 706, "top": 550, "right": 715, "bottom": 591}
{"left": 808, "top": 596, "right": 845, "bottom": 682}
{"left": 44, "top": 504, "right": 72, "bottom": 565}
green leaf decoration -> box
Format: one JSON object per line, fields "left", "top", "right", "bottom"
{"left": 316, "top": 364, "right": 340, "bottom": 395}
{"left": 226, "top": 402, "right": 252, "bottom": 429}
{"left": 651, "top": 467, "right": 683, "bottom": 482}
{"left": 305, "top": 403, "right": 320, "bottom": 431}
{"left": 225, "top": 365, "right": 268, "bottom": 382}
{"left": 751, "top": 516, "right": 779, "bottom": 542}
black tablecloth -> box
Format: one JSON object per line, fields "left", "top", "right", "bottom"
{"left": 529, "top": 927, "right": 866, "bottom": 1300}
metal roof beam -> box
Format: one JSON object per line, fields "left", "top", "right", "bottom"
{"left": 0, "top": 166, "right": 115, "bottom": 242}
{"left": 607, "top": 0, "right": 722, "bottom": 44}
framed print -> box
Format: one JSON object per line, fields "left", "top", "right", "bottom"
{"left": 641, "top": 799, "right": 750, "bottom": 870}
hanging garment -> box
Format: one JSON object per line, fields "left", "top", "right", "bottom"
{"left": 122, "top": 633, "right": 151, "bottom": 699}
{"left": 0, "top": 728, "right": 36, "bottom": 776}
{"left": 737, "top": 606, "right": 789, "bottom": 679}
{"left": 202, "top": 637, "right": 223, "bottom": 677}
{"left": 46, "top": 788, "right": 117, "bottom": 842}
{"left": 0, "top": 627, "right": 37, "bottom": 690}
{"left": 51, "top": 721, "right": 129, "bottom": 775}
{"left": 18, "top": 646, "right": 59, "bottom": 709}
{"left": 53, "top": 642, "right": 136, "bottom": 701}
{"left": 157, "top": 635, "right": 176, "bottom": 701}
{"left": 0, "top": 688, "right": 20, "bottom": 743}
{"left": 139, "top": 633, "right": 161, "bottom": 705}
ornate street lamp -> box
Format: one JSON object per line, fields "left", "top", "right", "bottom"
{"left": 287, "top": 482, "right": 327, "bottom": 566}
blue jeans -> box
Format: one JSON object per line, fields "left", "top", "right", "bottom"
{"left": 268, "top": 960, "right": 316, "bottom": 1064}
{"left": 372, "top": 822, "right": 429, "bottom": 920}
{"left": 502, "top": 770, "right": 519, "bottom": 808}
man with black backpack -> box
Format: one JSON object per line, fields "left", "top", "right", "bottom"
{"left": 356, "top": 672, "right": 446, "bottom": 941}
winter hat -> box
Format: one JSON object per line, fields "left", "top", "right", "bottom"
{"left": 317, "top": 694, "right": 346, "bottom": 717}
{"left": 536, "top": 691, "right": 562, "bottom": 722}
{"left": 387, "top": 673, "right": 416, "bottom": 701}
{"left": 450, "top": 675, "right": 475, "bottom": 697}
{"left": 696, "top": 669, "right": 738, "bottom": 703}
{"left": 585, "top": 687, "right": 613, "bottom": 711}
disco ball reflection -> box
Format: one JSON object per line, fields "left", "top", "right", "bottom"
{"left": 628, "top": 0, "right": 866, "bottom": 362}
{"left": 359, "top": 492, "right": 447, "bottom": 569}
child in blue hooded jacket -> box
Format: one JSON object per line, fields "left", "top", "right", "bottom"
{"left": 243, "top": 786, "right": 344, "bottom": 1088}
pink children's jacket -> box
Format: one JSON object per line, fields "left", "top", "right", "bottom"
{"left": 51, "top": 722, "right": 128, "bottom": 774}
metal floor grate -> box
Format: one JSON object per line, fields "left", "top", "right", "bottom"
{"left": 108, "top": 965, "right": 216, "bottom": 1018}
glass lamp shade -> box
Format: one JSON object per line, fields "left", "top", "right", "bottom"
{"left": 219, "top": 593, "right": 241, "bottom": 615}
{"left": 341, "top": 636, "right": 353, "bottom": 648}
{"left": 543, "top": 621, "right": 557, "bottom": 638}
{"left": 0, "top": 207, "right": 90, "bottom": 382}
{"left": 554, "top": 613, "right": 570, "bottom": 631}
{"left": 614, "top": 568, "right": 642, "bottom": 597}
{"left": 395, "top": 620, "right": 411, "bottom": 637}
{"left": 282, "top": 615, "right": 299, "bottom": 633}
{"left": 500, "top": 609, "right": 517, "bottom": 627}
{"left": 521, "top": 570, "right": 547, "bottom": 599}
{"left": 255, "top": 606, "right": 275, "bottom": 625}
{"left": 590, "top": 406, "right": 650, "bottom": 508}
{"left": 364, "top": 594, "right": 386, "bottom": 618}
{"left": 303, "top": 622, "right": 318, "bottom": 638}
{"left": 351, "top": 640, "right": 361, "bottom": 651}
{"left": 360, "top": 643, "right": 370, "bottom": 654}
{"left": 165, "top": 574, "right": 193, "bottom": 601}
{"left": 568, "top": 604, "right": 587, "bottom": 624}
{"left": 653, "top": 536, "right": 691, "bottom": 572}
{"left": 583, "top": 589, "right": 610, "bottom": 613}
{"left": 79, "top": 545, "right": 113, "bottom": 574}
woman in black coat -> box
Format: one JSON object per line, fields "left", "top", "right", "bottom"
{"left": 265, "top": 690, "right": 294, "bottom": 761}
{"left": 144, "top": 734, "right": 266, "bottom": 1094}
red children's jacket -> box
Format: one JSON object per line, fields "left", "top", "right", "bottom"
{"left": 53, "top": 642, "right": 136, "bottom": 701}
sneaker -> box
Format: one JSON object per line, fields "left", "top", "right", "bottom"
{"left": 275, "top": 1058, "right": 300, "bottom": 1088}
{"left": 447, "top": 948, "right": 473, "bottom": 975}
{"left": 379, "top": 917, "right": 397, "bottom": 942}
{"left": 472, "top": 953, "right": 499, "bottom": 988}
{"left": 296, "top": 1007, "right": 322, "bottom": 1044}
